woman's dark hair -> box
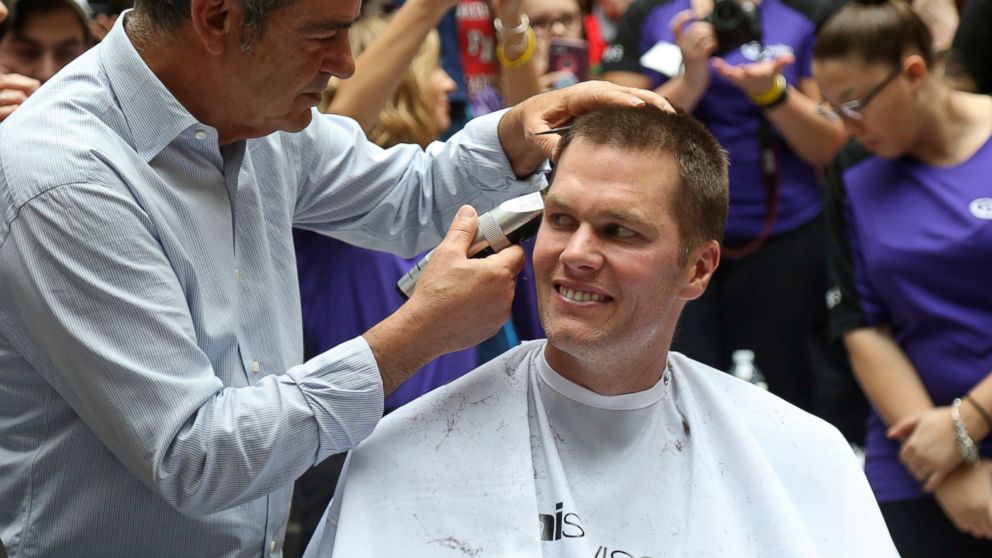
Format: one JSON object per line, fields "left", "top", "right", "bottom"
{"left": 813, "top": 0, "right": 934, "bottom": 67}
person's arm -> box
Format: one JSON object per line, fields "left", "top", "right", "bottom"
{"left": 364, "top": 205, "right": 524, "bottom": 393}
{"left": 326, "top": 0, "right": 459, "bottom": 131}
{"left": 492, "top": 0, "right": 542, "bottom": 106}
{"left": 0, "top": 183, "right": 383, "bottom": 517}
{"left": 933, "top": 459, "right": 992, "bottom": 539}
{"left": 843, "top": 327, "right": 933, "bottom": 426}
{"left": 601, "top": 9, "right": 713, "bottom": 111}
{"left": 711, "top": 60, "right": 846, "bottom": 167}
{"left": 888, "top": 370, "right": 992, "bottom": 491}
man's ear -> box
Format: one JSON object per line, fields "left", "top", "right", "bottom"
{"left": 904, "top": 54, "right": 929, "bottom": 92}
{"left": 190, "top": 0, "right": 238, "bottom": 55}
{"left": 679, "top": 240, "right": 720, "bottom": 301}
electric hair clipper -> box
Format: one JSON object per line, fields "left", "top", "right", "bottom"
{"left": 396, "top": 191, "right": 545, "bottom": 299}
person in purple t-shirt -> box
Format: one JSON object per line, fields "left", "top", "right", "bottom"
{"left": 815, "top": 1, "right": 992, "bottom": 555}
{"left": 597, "top": 0, "right": 850, "bottom": 422}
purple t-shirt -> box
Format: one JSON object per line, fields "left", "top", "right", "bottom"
{"left": 826, "top": 138, "right": 992, "bottom": 502}
{"left": 601, "top": 0, "right": 823, "bottom": 241}
{"left": 294, "top": 229, "right": 478, "bottom": 410}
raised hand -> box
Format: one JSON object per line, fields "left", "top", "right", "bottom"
{"left": 0, "top": 72, "right": 41, "bottom": 122}
{"left": 712, "top": 53, "right": 795, "bottom": 97}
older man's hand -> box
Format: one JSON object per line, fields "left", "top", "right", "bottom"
{"left": 364, "top": 205, "right": 525, "bottom": 395}
{"left": 497, "top": 80, "right": 674, "bottom": 176}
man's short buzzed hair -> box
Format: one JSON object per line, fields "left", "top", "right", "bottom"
{"left": 132, "top": 0, "right": 296, "bottom": 48}
{"left": 554, "top": 106, "right": 729, "bottom": 265}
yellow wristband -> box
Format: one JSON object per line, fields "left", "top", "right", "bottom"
{"left": 496, "top": 27, "right": 537, "bottom": 70}
{"left": 748, "top": 74, "right": 788, "bottom": 107}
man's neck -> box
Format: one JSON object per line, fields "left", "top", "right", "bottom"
{"left": 125, "top": 14, "right": 234, "bottom": 141}
{"left": 543, "top": 342, "right": 671, "bottom": 396}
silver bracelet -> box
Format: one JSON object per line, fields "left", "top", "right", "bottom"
{"left": 951, "top": 397, "right": 981, "bottom": 466}
{"left": 493, "top": 14, "right": 530, "bottom": 35}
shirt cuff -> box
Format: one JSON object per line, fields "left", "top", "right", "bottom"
{"left": 287, "top": 336, "right": 385, "bottom": 464}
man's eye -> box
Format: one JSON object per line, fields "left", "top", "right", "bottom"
{"left": 311, "top": 32, "right": 338, "bottom": 42}
{"left": 12, "top": 48, "right": 40, "bottom": 61}
{"left": 546, "top": 213, "right": 574, "bottom": 227}
{"left": 606, "top": 225, "right": 636, "bottom": 239}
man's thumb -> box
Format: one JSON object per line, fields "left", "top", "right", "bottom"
{"left": 441, "top": 205, "right": 479, "bottom": 254}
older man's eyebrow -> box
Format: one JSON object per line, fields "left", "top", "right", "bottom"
{"left": 300, "top": 16, "right": 361, "bottom": 34}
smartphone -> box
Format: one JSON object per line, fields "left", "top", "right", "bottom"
{"left": 547, "top": 37, "right": 589, "bottom": 87}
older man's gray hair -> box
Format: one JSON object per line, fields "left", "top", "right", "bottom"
{"left": 133, "top": 0, "right": 296, "bottom": 48}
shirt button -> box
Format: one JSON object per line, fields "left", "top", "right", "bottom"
{"left": 270, "top": 540, "right": 277, "bottom": 552}
{"left": 251, "top": 360, "right": 261, "bottom": 374}
{"left": 194, "top": 130, "right": 208, "bottom": 140}
{"left": 234, "top": 268, "right": 240, "bottom": 280}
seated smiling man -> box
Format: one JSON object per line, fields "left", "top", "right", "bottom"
{"left": 304, "top": 106, "right": 898, "bottom": 557}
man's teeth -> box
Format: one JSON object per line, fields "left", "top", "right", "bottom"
{"left": 560, "top": 287, "right": 606, "bottom": 302}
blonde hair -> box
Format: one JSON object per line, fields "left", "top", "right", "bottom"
{"left": 319, "top": 15, "right": 444, "bottom": 149}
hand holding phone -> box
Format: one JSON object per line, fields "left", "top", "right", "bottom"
{"left": 547, "top": 37, "right": 589, "bottom": 88}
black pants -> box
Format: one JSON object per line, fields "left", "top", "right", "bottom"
{"left": 672, "top": 216, "right": 867, "bottom": 442}
{"left": 881, "top": 498, "right": 992, "bottom": 557}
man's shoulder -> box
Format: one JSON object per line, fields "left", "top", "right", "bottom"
{"left": 0, "top": 58, "right": 123, "bottom": 203}
{"left": 672, "top": 352, "right": 846, "bottom": 449}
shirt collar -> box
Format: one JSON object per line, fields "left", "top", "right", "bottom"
{"left": 537, "top": 347, "right": 669, "bottom": 411}
{"left": 99, "top": 11, "right": 205, "bottom": 162}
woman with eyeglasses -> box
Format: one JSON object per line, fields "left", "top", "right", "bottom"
{"left": 814, "top": 0, "right": 992, "bottom": 555}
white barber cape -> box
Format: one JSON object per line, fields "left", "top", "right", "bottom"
{"left": 305, "top": 341, "right": 896, "bottom": 557}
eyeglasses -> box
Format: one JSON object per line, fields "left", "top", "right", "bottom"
{"left": 530, "top": 12, "right": 582, "bottom": 34}
{"left": 817, "top": 63, "right": 903, "bottom": 122}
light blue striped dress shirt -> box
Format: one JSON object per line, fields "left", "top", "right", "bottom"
{"left": 0, "top": 16, "right": 543, "bottom": 558}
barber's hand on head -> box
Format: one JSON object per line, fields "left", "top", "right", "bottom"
{"left": 933, "top": 460, "right": 992, "bottom": 539}
{"left": 711, "top": 54, "right": 795, "bottom": 98}
{"left": 670, "top": 9, "right": 717, "bottom": 82}
{"left": 364, "top": 206, "right": 524, "bottom": 395}
{"left": 498, "top": 81, "right": 673, "bottom": 175}
{"left": 888, "top": 406, "right": 964, "bottom": 492}
{"left": 0, "top": 72, "right": 41, "bottom": 122}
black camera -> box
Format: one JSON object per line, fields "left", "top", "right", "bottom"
{"left": 701, "top": 0, "right": 762, "bottom": 55}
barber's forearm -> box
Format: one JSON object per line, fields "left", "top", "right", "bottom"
{"left": 363, "top": 305, "right": 438, "bottom": 395}
{"left": 844, "top": 326, "right": 934, "bottom": 426}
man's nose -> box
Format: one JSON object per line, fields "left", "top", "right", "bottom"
{"left": 322, "top": 35, "right": 356, "bottom": 80}
{"left": 560, "top": 225, "right": 603, "bottom": 271}
{"left": 550, "top": 20, "right": 570, "bottom": 37}
{"left": 37, "top": 53, "right": 58, "bottom": 83}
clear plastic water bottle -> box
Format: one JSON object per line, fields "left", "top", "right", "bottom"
{"left": 730, "top": 349, "right": 768, "bottom": 391}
